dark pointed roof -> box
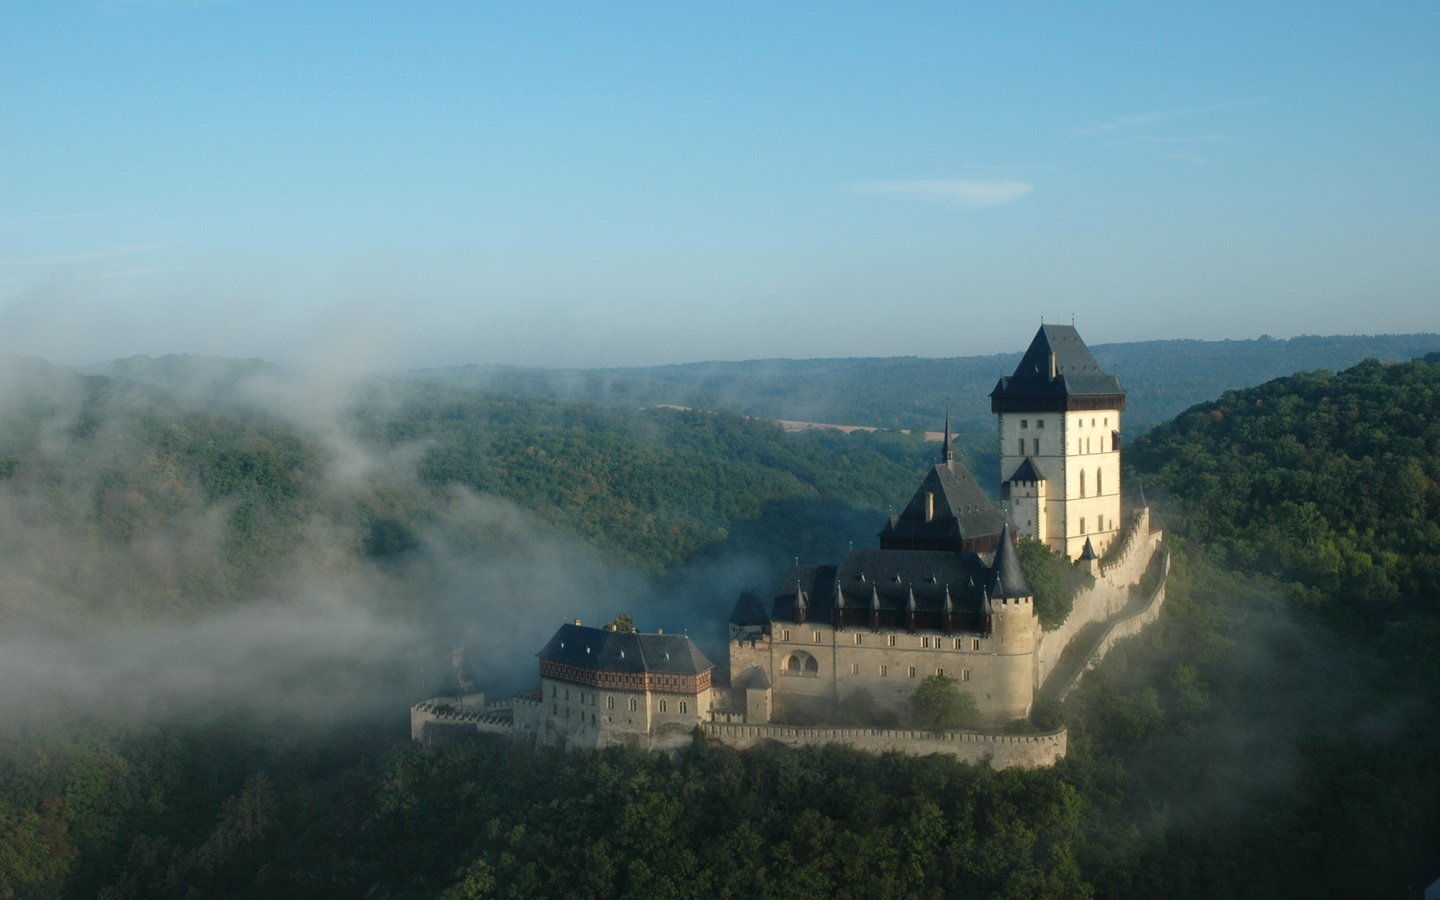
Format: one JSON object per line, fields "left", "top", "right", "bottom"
{"left": 729, "top": 591, "right": 770, "bottom": 628}
{"left": 770, "top": 549, "right": 995, "bottom": 623}
{"left": 1080, "top": 537, "right": 1099, "bottom": 561}
{"left": 989, "top": 525, "right": 1032, "bottom": 599}
{"left": 1006, "top": 456, "right": 1049, "bottom": 484}
{"left": 991, "top": 325, "right": 1125, "bottom": 412}
{"left": 878, "top": 459, "right": 1005, "bottom": 550}
{"left": 537, "top": 623, "right": 713, "bottom": 676}
{"left": 733, "top": 665, "right": 771, "bottom": 690}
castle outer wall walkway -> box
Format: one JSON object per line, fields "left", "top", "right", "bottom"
{"left": 700, "top": 721, "right": 1066, "bottom": 769}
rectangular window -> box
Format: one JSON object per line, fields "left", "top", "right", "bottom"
{"left": 850, "top": 663, "right": 860, "bottom": 675}
{"left": 660, "top": 699, "right": 667, "bottom": 713}
{"left": 813, "top": 631, "right": 821, "bottom": 643}
{"left": 880, "top": 665, "right": 889, "bottom": 677}
{"left": 1018, "top": 438, "right": 1024, "bottom": 455}
{"left": 1033, "top": 438, "right": 1039, "bottom": 455}
{"left": 853, "top": 634, "right": 862, "bottom": 645}
{"left": 1021, "top": 419, "right": 1028, "bottom": 429}
{"left": 680, "top": 701, "right": 688, "bottom": 714}
{"left": 607, "top": 696, "right": 615, "bottom": 710}
{"left": 962, "top": 669, "right": 971, "bottom": 682}
{"left": 953, "top": 638, "right": 963, "bottom": 650}
{"left": 921, "top": 636, "right": 931, "bottom": 648}
{"left": 782, "top": 629, "right": 791, "bottom": 642}
{"left": 936, "top": 668, "right": 944, "bottom": 677}
{"left": 887, "top": 635, "right": 896, "bottom": 647}
{"left": 1037, "top": 419, "right": 1045, "bottom": 429}
{"left": 972, "top": 638, "right": 981, "bottom": 651}
{"left": 1080, "top": 518, "right": 1086, "bottom": 534}
{"left": 907, "top": 666, "right": 917, "bottom": 678}
{"left": 629, "top": 698, "right": 638, "bottom": 712}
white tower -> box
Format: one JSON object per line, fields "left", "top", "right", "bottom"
{"left": 991, "top": 325, "right": 1126, "bottom": 559}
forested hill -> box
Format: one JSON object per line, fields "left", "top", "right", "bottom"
{"left": 1131, "top": 355, "right": 1440, "bottom": 624}
{"left": 408, "top": 332, "right": 1440, "bottom": 434}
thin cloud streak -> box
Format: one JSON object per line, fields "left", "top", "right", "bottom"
{"left": 852, "top": 179, "right": 1034, "bottom": 208}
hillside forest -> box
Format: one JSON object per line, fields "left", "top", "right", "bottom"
{"left": 0, "top": 346, "right": 1437, "bottom": 897}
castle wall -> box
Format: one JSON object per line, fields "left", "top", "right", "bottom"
{"left": 1036, "top": 507, "right": 1157, "bottom": 685}
{"left": 701, "top": 722, "right": 1066, "bottom": 770}
{"left": 1054, "top": 543, "right": 1170, "bottom": 702}
{"left": 734, "top": 616, "right": 1036, "bottom": 725}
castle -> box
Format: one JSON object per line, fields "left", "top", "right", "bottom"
{"left": 411, "top": 325, "right": 1167, "bottom": 767}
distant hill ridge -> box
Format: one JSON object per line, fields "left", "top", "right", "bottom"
{"left": 405, "top": 333, "right": 1440, "bottom": 434}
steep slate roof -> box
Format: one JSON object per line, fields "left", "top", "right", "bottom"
{"left": 878, "top": 459, "right": 1006, "bottom": 547}
{"left": 1006, "top": 456, "right": 1049, "bottom": 483}
{"left": 728, "top": 591, "right": 771, "bottom": 628}
{"left": 537, "top": 623, "right": 714, "bottom": 676}
{"left": 990, "top": 324, "right": 1125, "bottom": 409}
{"left": 771, "top": 549, "right": 1000, "bottom": 621}
{"left": 989, "top": 525, "right": 1031, "bottom": 599}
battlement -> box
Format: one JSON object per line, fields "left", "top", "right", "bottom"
{"left": 701, "top": 721, "right": 1066, "bottom": 769}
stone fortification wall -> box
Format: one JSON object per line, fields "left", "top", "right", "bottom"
{"left": 410, "top": 701, "right": 515, "bottom": 744}
{"left": 701, "top": 722, "right": 1066, "bottom": 770}
{"left": 1055, "top": 543, "right": 1170, "bottom": 702}
{"left": 1036, "top": 507, "right": 1155, "bottom": 684}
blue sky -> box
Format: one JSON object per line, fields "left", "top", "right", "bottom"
{"left": 2, "top": 2, "right": 1437, "bottom": 367}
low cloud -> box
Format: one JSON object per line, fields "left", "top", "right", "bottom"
{"left": 852, "top": 179, "right": 1034, "bottom": 208}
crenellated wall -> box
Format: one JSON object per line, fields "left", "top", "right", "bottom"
{"left": 1036, "top": 507, "right": 1158, "bottom": 684}
{"left": 1053, "top": 543, "right": 1170, "bottom": 702}
{"left": 701, "top": 721, "right": 1066, "bottom": 769}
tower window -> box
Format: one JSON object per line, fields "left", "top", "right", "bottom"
{"left": 1080, "top": 518, "right": 1086, "bottom": 534}
{"left": 972, "top": 638, "right": 981, "bottom": 650}
{"left": 1021, "top": 419, "right": 1028, "bottom": 429}
{"left": 907, "top": 666, "right": 917, "bottom": 678}
{"left": 1033, "top": 438, "right": 1039, "bottom": 455}
{"left": 680, "top": 701, "right": 688, "bottom": 714}
{"left": 962, "top": 669, "right": 971, "bottom": 682}
{"left": 1037, "top": 419, "right": 1045, "bottom": 428}
{"left": 629, "top": 698, "right": 638, "bottom": 712}
{"left": 880, "top": 664, "right": 889, "bottom": 676}
{"left": 1097, "top": 468, "right": 1103, "bottom": 495}
{"left": 813, "top": 631, "right": 821, "bottom": 643}
{"left": 660, "top": 699, "right": 667, "bottom": 713}
{"left": 853, "top": 634, "right": 862, "bottom": 645}
{"left": 887, "top": 635, "right": 896, "bottom": 647}
{"left": 1079, "top": 470, "right": 1086, "bottom": 497}
{"left": 1018, "top": 438, "right": 1024, "bottom": 455}
{"left": 850, "top": 663, "right": 860, "bottom": 675}
{"left": 607, "top": 696, "right": 615, "bottom": 710}
{"left": 782, "top": 629, "right": 790, "bottom": 641}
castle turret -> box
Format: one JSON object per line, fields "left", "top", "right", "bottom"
{"left": 985, "top": 525, "right": 1038, "bottom": 720}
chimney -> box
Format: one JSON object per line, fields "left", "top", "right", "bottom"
{"left": 573, "top": 618, "right": 582, "bottom": 626}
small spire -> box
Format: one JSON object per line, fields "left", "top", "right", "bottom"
{"left": 942, "top": 402, "right": 954, "bottom": 465}
{"left": 943, "top": 583, "right": 954, "bottom": 614}
{"left": 907, "top": 587, "right": 917, "bottom": 611}
{"left": 870, "top": 585, "right": 881, "bottom": 611}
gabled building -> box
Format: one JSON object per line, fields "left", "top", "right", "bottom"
{"left": 729, "top": 491, "right": 1038, "bottom": 724}
{"left": 991, "top": 325, "right": 1125, "bottom": 558}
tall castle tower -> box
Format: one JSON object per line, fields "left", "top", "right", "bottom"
{"left": 990, "top": 325, "right": 1125, "bottom": 559}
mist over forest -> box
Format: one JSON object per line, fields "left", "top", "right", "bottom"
{"left": 0, "top": 342, "right": 1437, "bottom": 897}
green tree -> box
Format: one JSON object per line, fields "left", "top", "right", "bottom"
{"left": 1018, "top": 538, "right": 1077, "bottom": 629}
{"left": 607, "top": 612, "right": 636, "bottom": 632}
{"left": 910, "top": 674, "right": 979, "bottom": 733}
